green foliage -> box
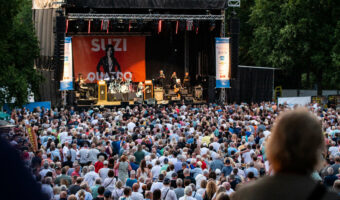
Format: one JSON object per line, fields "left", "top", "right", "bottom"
{"left": 0, "top": 0, "right": 42, "bottom": 107}
{"left": 246, "top": 0, "right": 340, "bottom": 93}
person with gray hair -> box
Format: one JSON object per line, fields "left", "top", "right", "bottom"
{"left": 222, "top": 182, "right": 234, "bottom": 196}
{"left": 39, "top": 161, "right": 52, "bottom": 179}
{"left": 84, "top": 165, "right": 100, "bottom": 187}
{"left": 41, "top": 177, "right": 54, "bottom": 200}
{"left": 179, "top": 186, "right": 195, "bottom": 200}
{"left": 174, "top": 178, "right": 184, "bottom": 199}
{"left": 324, "top": 167, "right": 338, "bottom": 188}
{"left": 195, "top": 170, "right": 208, "bottom": 190}
{"left": 99, "top": 160, "right": 110, "bottom": 181}
{"left": 232, "top": 108, "right": 338, "bottom": 200}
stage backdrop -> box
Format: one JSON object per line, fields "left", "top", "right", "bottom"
{"left": 72, "top": 36, "right": 145, "bottom": 83}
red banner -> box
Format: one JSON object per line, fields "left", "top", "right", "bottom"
{"left": 72, "top": 36, "right": 145, "bottom": 83}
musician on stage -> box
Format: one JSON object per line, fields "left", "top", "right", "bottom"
{"left": 183, "top": 72, "right": 190, "bottom": 89}
{"left": 157, "top": 70, "right": 166, "bottom": 87}
{"left": 77, "top": 73, "right": 88, "bottom": 90}
{"left": 170, "top": 72, "right": 177, "bottom": 89}
{"left": 76, "top": 73, "right": 91, "bottom": 98}
{"left": 136, "top": 82, "right": 145, "bottom": 99}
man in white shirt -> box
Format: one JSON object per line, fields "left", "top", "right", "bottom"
{"left": 179, "top": 186, "right": 195, "bottom": 200}
{"left": 161, "top": 178, "right": 177, "bottom": 200}
{"left": 127, "top": 119, "right": 136, "bottom": 132}
{"left": 88, "top": 144, "right": 100, "bottom": 164}
{"left": 210, "top": 138, "right": 221, "bottom": 152}
{"left": 241, "top": 145, "right": 254, "bottom": 164}
{"left": 131, "top": 183, "right": 144, "bottom": 200}
{"left": 62, "top": 142, "right": 70, "bottom": 162}
{"left": 151, "top": 160, "right": 162, "bottom": 179}
{"left": 151, "top": 174, "right": 164, "bottom": 192}
{"left": 84, "top": 165, "right": 100, "bottom": 187}
{"left": 59, "top": 129, "right": 68, "bottom": 144}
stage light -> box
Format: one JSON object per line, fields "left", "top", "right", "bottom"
{"left": 158, "top": 20, "right": 162, "bottom": 34}
{"left": 186, "top": 20, "right": 193, "bottom": 31}
{"left": 75, "top": 19, "right": 85, "bottom": 32}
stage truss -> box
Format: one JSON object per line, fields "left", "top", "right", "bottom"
{"left": 67, "top": 13, "right": 224, "bottom": 21}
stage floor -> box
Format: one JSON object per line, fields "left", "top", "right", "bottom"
{"left": 96, "top": 100, "right": 121, "bottom": 106}
{"left": 77, "top": 99, "right": 206, "bottom": 108}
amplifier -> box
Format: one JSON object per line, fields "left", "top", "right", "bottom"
{"left": 180, "top": 89, "right": 188, "bottom": 95}
{"left": 168, "top": 90, "right": 176, "bottom": 95}
{"left": 146, "top": 98, "right": 156, "bottom": 105}
{"left": 171, "top": 96, "right": 181, "bottom": 101}
{"left": 185, "top": 96, "right": 194, "bottom": 101}
{"left": 164, "top": 94, "right": 172, "bottom": 100}
{"left": 194, "top": 86, "right": 203, "bottom": 100}
{"left": 108, "top": 93, "right": 122, "bottom": 101}
{"left": 144, "top": 80, "right": 153, "bottom": 100}
{"left": 98, "top": 81, "right": 107, "bottom": 101}
{"left": 154, "top": 90, "right": 164, "bottom": 101}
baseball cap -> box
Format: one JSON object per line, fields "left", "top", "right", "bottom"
{"left": 163, "top": 178, "right": 170, "bottom": 184}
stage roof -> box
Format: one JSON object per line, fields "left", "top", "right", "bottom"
{"left": 67, "top": 0, "right": 227, "bottom": 10}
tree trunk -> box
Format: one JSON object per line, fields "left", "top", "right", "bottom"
{"left": 296, "top": 70, "right": 301, "bottom": 96}
{"left": 316, "top": 69, "right": 323, "bottom": 96}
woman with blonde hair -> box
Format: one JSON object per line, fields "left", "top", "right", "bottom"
{"left": 114, "top": 155, "right": 131, "bottom": 184}
{"left": 112, "top": 180, "right": 124, "bottom": 200}
{"left": 202, "top": 180, "right": 217, "bottom": 200}
{"left": 212, "top": 186, "right": 226, "bottom": 200}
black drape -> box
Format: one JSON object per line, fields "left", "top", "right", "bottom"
{"left": 229, "top": 67, "right": 274, "bottom": 103}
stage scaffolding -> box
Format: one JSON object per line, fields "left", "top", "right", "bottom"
{"left": 67, "top": 13, "right": 224, "bottom": 21}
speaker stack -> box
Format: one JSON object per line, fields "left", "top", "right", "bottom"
{"left": 230, "top": 17, "right": 240, "bottom": 79}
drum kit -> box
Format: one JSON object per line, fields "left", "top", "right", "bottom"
{"left": 108, "top": 78, "right": 131, "bottom": 94}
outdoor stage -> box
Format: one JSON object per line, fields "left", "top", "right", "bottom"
{"left": 33, "top": 0, "right": 274, "bottom": 106}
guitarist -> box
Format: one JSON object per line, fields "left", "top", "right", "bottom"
{"left": 136, "top": 82, "right": 145, "bottom": 98}
{"left": 170, "top": 72, "right": 177, "bottom": 89}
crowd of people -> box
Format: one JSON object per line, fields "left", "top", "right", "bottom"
{"left": 2, "top": 102, "right": 340, "bottom": 200}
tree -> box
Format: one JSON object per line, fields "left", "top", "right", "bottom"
{"left": 248, "top": 0, "right": 340, "bottom": 95}
{"left": 0, "top": 0, "right": 42, "bottom": 107}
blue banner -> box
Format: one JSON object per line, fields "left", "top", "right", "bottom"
{"left": 215, "top": 37, "right": 231, "bottom": 88}
{"left": 61, "top": 37, "right": 74, "bottom": 90}
{"left": 60, "top": 81, "right": 73, "bottom": 91}
{"left": 3, "top": 101, "right": 51, "bottom": 113}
